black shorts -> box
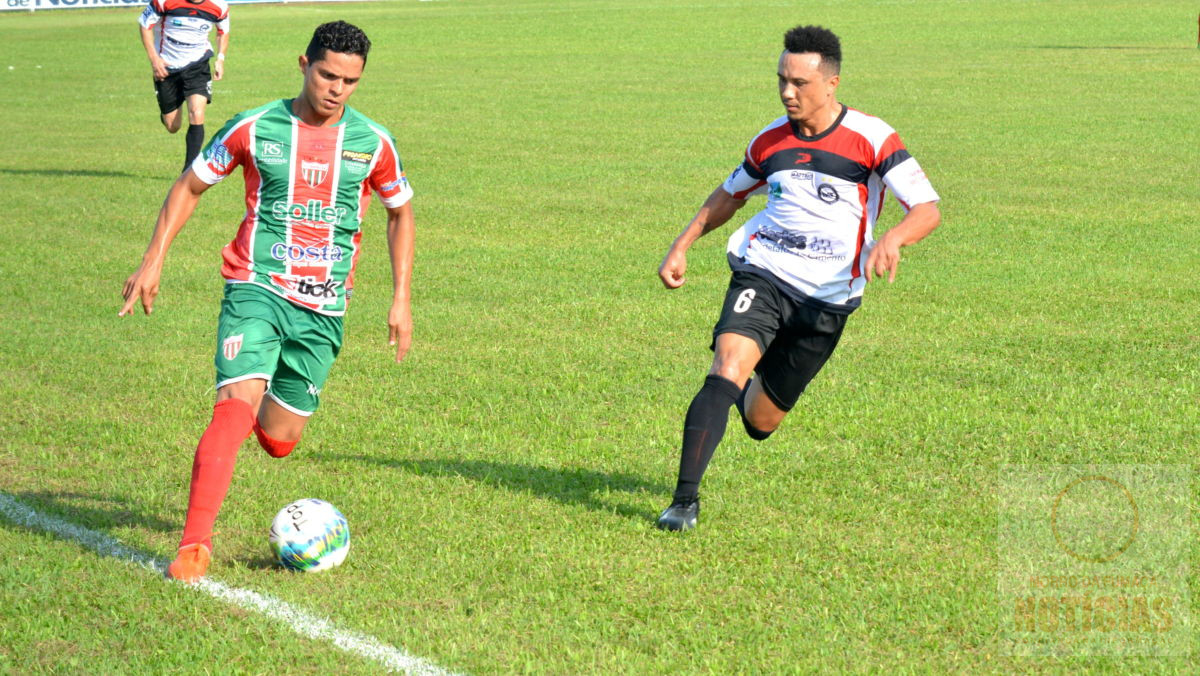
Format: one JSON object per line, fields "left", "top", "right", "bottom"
{"left": 712, "top": 269, "right": 848, "bottom": 411}
{"left": 153, "top": 58, "right": 212, "bottom": 115}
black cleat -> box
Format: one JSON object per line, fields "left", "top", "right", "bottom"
{"left": 655, "top": 497, "right": 699, "bottom": 531}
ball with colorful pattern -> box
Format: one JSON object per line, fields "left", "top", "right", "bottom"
{"left": 269, "top": 498, "right": 350, "bottom": 572}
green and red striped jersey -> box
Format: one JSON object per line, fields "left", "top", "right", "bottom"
{"left": 192, "top": 98, "right": 413, "bottom": 316}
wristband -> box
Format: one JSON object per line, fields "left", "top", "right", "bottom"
{"left": 217, "top": 53, "right": 225, "bottom": 61}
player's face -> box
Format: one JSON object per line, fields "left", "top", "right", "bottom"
{"left": 777, "top": 51, "right": 839, "bottom": 124}
{"left": 299, "top": 51, "right": 365, "bottom": 119}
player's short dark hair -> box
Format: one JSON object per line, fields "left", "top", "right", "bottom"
{"left": 783, "top": 25, "right": 841, "bottom": 75}
{"left": 305, "top": 21, "right": 372, "bottom": 66}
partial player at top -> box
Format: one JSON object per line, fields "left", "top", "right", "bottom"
{"left": 138, "top": 0, "right": 230, "bottom": 173}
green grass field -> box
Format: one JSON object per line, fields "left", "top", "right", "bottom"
{"left": 1, "top": 0, "right": 1198, "bottom": 672}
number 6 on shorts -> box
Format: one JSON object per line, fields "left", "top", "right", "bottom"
{"left": 733, "top": 288, "right": 756, "bottom": 313}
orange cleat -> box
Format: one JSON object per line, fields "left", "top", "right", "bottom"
{"left": 167, "top": 543, "right": 212, "bottom": 583}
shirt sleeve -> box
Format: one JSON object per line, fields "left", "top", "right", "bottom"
{"left": 138, "top": 1, "right": 162, "bottom": 28}
{"left": 875, "top": 132, "right": 939, "bottom": 211}
{"left": 190, "top": 115, "right": 250, "bottom": 185}
{"left": 216, "top": 12, "right": 230, "bottom": 34}
{"left": 721, "top": 162, "right": 768, "bottom": 199}
{"left": 721, "top": 133, "right": 770, "bottom": 199}
{"left": 368, "top": 133, "right": 413, "bottom": 209}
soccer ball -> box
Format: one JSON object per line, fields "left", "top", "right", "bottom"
{"left": 268, "top": 498, "right": 350, "bottom": 572}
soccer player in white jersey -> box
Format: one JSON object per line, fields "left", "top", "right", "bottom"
{"left": 655, "top": 25, "right": 941, "bottom": 531}
{"left": 139, "top": 0, "right": 230, "bottom": 172}
{"left": 120, "top": 22, "right": 415, "bottom": 581}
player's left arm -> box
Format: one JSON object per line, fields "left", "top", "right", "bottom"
{"left": 867, "top": 134, "right": 942, "bottom": 283}
{"left": 865, "top": 201, "right": 940, "bottom": 283}
{"left": 213, "top": 16, "right": 229, "bottom": 81}
{"left": 213, "top": 30, "right": 229, "bottom": 81}
{"left": 385, "top": 201, "right": 415, "bottom": 363}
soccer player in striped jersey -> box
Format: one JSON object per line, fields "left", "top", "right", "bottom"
{"left": 655, "top": 25, "right": 941, "bottom": 531}
{"left": 119, "top": 22, "right": 415, "bottom": 581}
{"left": 138, "top": 0, "right": 231, "bottom": 172}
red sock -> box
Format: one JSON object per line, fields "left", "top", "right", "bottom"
{"left": 253, "top": 420, "right": 298, "bottom": 458}
{"left": 179, "top": 398, "right": 255, "bottom": 551}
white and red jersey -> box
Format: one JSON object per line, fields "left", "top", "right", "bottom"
{"left": 139, "top": 0, "right": 229, "bottom": 71}
{"left": 191, "top": 99, "right": 413, "bottom": 316}
{"left": 722, "top": 106, "right": 939, "bottom": 311}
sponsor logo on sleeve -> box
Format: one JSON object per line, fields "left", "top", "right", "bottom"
{"left": 380, "top": 174, "right": 409, "bottom": 194}
{"left": 208, "top": 142, "right": 232, "bottom": 173}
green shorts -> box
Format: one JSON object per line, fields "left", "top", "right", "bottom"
{"left": 214, "top": 283, "right": 344, "bottom": 416}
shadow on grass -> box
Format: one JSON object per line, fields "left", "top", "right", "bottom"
{"left": 319, "top": 453, "right": 663, "bottom": 521}
{"left": 4, "top": 490, "right": 179, "bottom": 533}
{"left": 0, "top": 166, "right": 160, "bottom": 180}
{"left": 1033, "top": 45, "right": 1193, "bottom": 50}
{"left": 243, "top": 554, "right": 286, "bottom": 571}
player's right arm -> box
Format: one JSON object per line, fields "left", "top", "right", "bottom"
{"left": 138, "top": 2, "right": 168, "bottom": 80}
{"left": 659, "top": 132, "right": 770, "bottom": 289}
{"left": 120, "top": 170, "right": 213, "bottom": 317}
{"left": 658, "top": 186, "right": 747, "bottom": 289}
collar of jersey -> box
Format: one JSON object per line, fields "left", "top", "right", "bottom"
{"left": 788, "top": 103, "right": 847, "bottom": 142}
{"left": 283, "top": 98, "right": 350, "bottom": 128}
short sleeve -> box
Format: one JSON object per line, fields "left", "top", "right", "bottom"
{"left": 368, "top": 132, "right": 413, "bottom": 209}
{"left": 138, "top": 1, "right": 162, "bottom": 28}
{"left": 722, "top": 161, "right": 768, "bottom": 199}
{"left": 875, "top": 133, "right": 939, "bottom": 210}
{"left": 190, "top": 115, "right": 250, "bottom": 185}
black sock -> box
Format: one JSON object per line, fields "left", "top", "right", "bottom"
{"left": 736, "top": 379, "right": 774, "bottom": 441}
{"left": 672, "top": 374, "right": 742, "bottom": 501}
{"left": 184, "top": 124, "right": 205, "bottom": 171}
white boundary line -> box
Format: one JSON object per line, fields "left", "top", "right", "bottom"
{"left": 0, "top": 492, "right": 460, "bottom": 676}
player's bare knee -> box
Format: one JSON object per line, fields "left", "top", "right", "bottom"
{"left": 745, "top": 399, "right": 785, "bottom": 430}
{"left": 253, "top": 421, "right": 299, "bottom": 458}
{"left": 709, "top": 361, "right": 751, "bottom": 388}
{"left": 748, "top": 411, "right": 783, "bottom": 434}
{"left": 741, "top": 410, "right": 780, "bottom": 442}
